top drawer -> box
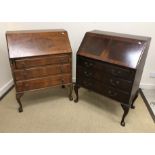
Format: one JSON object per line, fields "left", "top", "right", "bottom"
{"left": 104, "top": 64, "right": 135, "bottom": 80}
{"left": 77, "top": 56, "right": 135, "bottom": 80}
{"left": 15, "top": 54, "right": 71, "bottom": 69}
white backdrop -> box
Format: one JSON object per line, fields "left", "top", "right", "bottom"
{"left": 0, "top": 22, "right": 155, "bottom": 96}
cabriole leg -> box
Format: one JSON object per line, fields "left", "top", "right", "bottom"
{"left": 131, "top": 91, "right": 139, "bottom": 109}
{"left": 68, "top": 84, "right": 73, "bottom": 101}
{"left": 120, "top": 104, "right": 129, "bottom": 127}
{"left": 16, "top": 93, "right": 24, "bottom": 112}
{"left": 74, "top": 83, "right": 79, "bottom": 103}
{"left": 62, "top": 85, "right": 65, "bottom": 88}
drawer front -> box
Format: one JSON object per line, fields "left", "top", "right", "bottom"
{"left": 104, "top": 64, "right": 134, "bottom": 80}
{"left": 94, "top": 83, "right": 130, "bottom": 104}
{"left": 77, "top": 56, "right": 95, "bottom": 69}
{"left": 14, "top": 64, "right": 71, "bottom": 81}
{"left": 77, "top": 55, "right": 135, "bottom": 80}
{"left": 77, "top": 66, "right": 101, "bottom": 81}
{"left": 16, "top": 74, "right": 71, "bottom": 92}
{"left": 77, "top": 78, "right": 94, "bottom": 90}
{"left": 15, "top": 54, "right": 71, "bottom": 69}
{"left": 77, "top": 65, "right": 132, "bottom": 92}
{"left": 103, "top": 86, "right": 130, "bottom": 104}
{"left": 103, "top": 75, "right": 132, "bottom": 92}
{"left": 76, "top": 77, "right": 130, "bottom": 104}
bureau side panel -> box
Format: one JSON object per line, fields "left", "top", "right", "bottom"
{"left": 129, "top": 39, "right": 151, "bottom": 103}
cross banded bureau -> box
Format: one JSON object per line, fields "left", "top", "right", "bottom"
{"left": 74, "top": 30, "right": 151, "bottom": 126}
{"left": 6, "top": 29, "right": 73, "bottom": 112}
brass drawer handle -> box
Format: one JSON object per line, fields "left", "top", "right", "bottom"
{"left": 83, "top": 81, "right": 92, "bottom": 87}
{"left": 108, "top": 90, "right": 117, "bottom": 97}
{"left": 84, "top": 61, "right": 93, "bottom": 67}
{"left": 111, "top": 69, "right": 121, "bottom": 76}
{"left": 84, "top": 71, "right": 92, "bottom": 77}
{"left": 110, "top": 79, "right": 120, "bottom": 86}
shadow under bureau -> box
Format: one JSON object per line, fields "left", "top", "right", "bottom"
{"left": 74, "top": 30, "right": 151, "bottom": 126}
{"left": 6, "top": 29, "right": 73, "bottom": 112}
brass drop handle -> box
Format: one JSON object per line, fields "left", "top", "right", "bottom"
{"left": 83, "top": 81, "right": 92, "bottom": 87}
{"left": 108, "top": 90, "right": 117, "bottom": 97}
{"left": 84, "top": 71, "right": 92, "bottom": 77}
{"left": 84, "top": 61, "right": 93, "bottom": 67}
{"left": 111, "top": 69, "right": 121, "bottom": 76}
{"left": 110, "top": 79, "right": 120, "bottom": 86}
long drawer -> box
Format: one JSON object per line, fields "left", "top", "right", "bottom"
{"left": 77, "top": 56, "right": 135, "bottom": 80}
{"left": 77, "top": 77, "right": 130, "bottom": 104}
{"left": 100, "top": 85, "right": 130, "bottom": 104}
{"left": 14, "top": 64, "right": 71, "bottom": 81}
{"left": 16, "top": 74, "right": 72, "bottom": 92}
{"left": 15, "top": 54, "right": 71, "bottom": 69}
{"left": 77, "top": 66, "right": 132, "bottom": 92}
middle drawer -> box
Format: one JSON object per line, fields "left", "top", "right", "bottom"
{"left": 14, "top": 64, "right": 71, "bottom": 81}
{"left": 77, "top": 65, "right": 132, "bottom": 92}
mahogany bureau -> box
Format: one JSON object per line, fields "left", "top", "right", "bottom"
{"left": 74, "top": 30, "right": 151, "bottom": 126}
{"left": 6, "top": 29, "right": 73, "bottom": 112}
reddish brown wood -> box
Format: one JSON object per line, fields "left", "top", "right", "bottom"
{"left": 75, "top": 30, "right": 151, "bottom": 126}
{"left": 16, "top": 74, "right": 72, "bottom": 92}
{"left": 6, "top": 29, "right": 73, "bottom": 112}
{"left": 6, "top": 29, "right": 72, "bottom": 58}
{"left": 14, "top": 63, "right": 71, "bottom": 81}
{"left": 78, "top": 30, "right": 150, "bottom": 69}
{"left": 14, "top": 54, "right": 70, "bottom": 69}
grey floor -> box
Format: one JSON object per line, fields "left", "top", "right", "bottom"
{"left": 141, "top": 89, "right": 155, "bottom": 116}
{"left": 0, "top": 87, "right": 155, "bottom": 132}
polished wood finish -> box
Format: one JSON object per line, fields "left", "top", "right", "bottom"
{"left": 6, "top": 29, "right": 73, "bottom": 112}
{"left": 7, "top": 29, "right": 72, "bottom": 58}
{"left": 75, "top": 30, "right": 151, "bottom": 126}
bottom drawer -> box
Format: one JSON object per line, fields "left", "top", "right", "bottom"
{"left": 78, "top": 78, "right": 94, "bottom": 90}
{"left": 16, "top": 74, "right": 71, "bottom": 92}
{"left": 77, "top": 78, "right": 130, "bottom": 104}
{"left": 102, "top": 86, "right": 130, "bottom": 104}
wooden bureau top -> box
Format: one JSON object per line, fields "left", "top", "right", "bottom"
{"left": 78, "top": 30, "right": 151, "bottom": 69}
{"left": 6, "top": 29, "right": 72, "bottom": 58}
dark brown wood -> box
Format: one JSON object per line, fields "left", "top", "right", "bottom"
{"left": 131, "top": 90, "right": 139, "bottom": 109}
{"left": 75, "top": 30, "right": 151, "bottom": 126}
{"left": 6, "top": 29, "right": 73, "bottom": 112}
{"left": 120, "top": 104, "right": 130, "bottom": 127}
{"left": 68, "top": 84, "right": 73, "bottom": 101}
{"left": 74, "top": 83, "right": 80, "bottom": 103}
{"left": 16, "top": 93, "right": 24, "bottom": 112}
